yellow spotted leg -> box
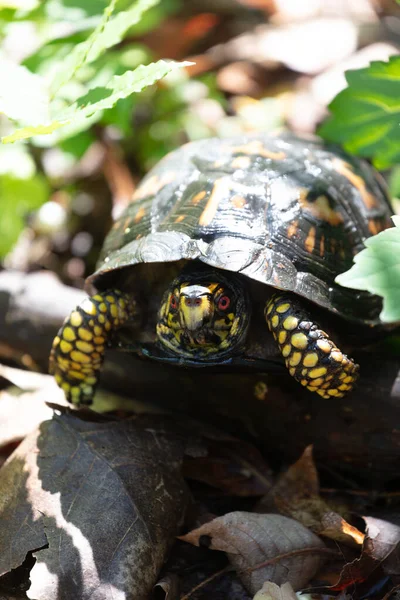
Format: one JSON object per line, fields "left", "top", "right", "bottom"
{"left": 265, "top": 293, "right": 359, "bottom": 399}
{"left": 49, "top": 290, "right": 136, "bottom": 405}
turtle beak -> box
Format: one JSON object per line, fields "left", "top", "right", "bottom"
{"left": 179, "top": 289, "right": 212, "bottom": 332}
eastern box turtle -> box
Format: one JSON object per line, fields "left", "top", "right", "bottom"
{"left": 50, "top": 133, "right": 393, "bottom": 405}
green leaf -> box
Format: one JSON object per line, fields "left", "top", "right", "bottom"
{"left": 2, "top": 60, "right": 192, "bottom": 143}
{"left": 85, "top": 0, "right": 160, "bottom": 64}
{"left": 49, "top": 0, "right": 160, "bottom": 98}
{"left": 49, "top": 0, "right": 117, "bottom": 97}
{"left": 61, "top": 60, "right": 192, "bottom": 119}
{"left": 0, "top": 174, "right": 49, "bottom": 258}
{"left": 319, "top": 55, "right": 400, "bottom": 169}
{"left": 335, "top": 216, "right": 400, "bottom": 323}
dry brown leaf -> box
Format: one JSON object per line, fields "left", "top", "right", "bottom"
{"left": 253, "top": 581, "right": 297, "bottom": 600}
{"left": 0, "top": 413, "right": 189, "bottom": 600}
{"left": 153, "top": 574, "right": 180, "bottom": 599}
{"left": 179, "top": 512, "right": 327, "bottom": 594}
{"left": 331, "top": 516, "right": 400, "bottom": 589}
{"left": 258, "top": 446, "right": 364, "bottom": 548}
{"left": 183, "top": 438, "right": 273, "bottom": 497}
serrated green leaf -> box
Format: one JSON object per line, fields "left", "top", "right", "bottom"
{"left": 0, "top": 174, "right": 49, "bottom": 258}
{"left": 49, "top": 0, "right": 117, "bottom": 97}
{"left": 60, "top": 60, "right": 192, "bottom": 120}
{"left": 2, "top": 60, "right": 192, "bottom": 143}
{"left": 2, "top": 121, "right": 66, "bottom": 143}
{"left": 319, "top": 55, "right": 400, "bottom": 169}
{"left": 85, "top": 0, "right": 160, "bottom": 64}
{"left": 49, "top": 0, "right": 160, "bottom": 98}
{"left": 335, "top": 216, "right": 400, "bottom": 323}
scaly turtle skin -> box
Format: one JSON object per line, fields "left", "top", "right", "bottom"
{"left": 50, "top": 133, "right": 393, "bottom": 405}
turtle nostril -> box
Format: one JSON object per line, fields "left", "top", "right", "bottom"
{"left": 185, "top": 297, "right": 202, "bottom": 307}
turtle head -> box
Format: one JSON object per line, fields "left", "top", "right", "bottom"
{"left": 156, "top": 269, "right": 250, "bottom": 360}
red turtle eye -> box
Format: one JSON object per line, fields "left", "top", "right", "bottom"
{"left": 218, "top": 295, "right": 230, "bottom": 310}
{"left": 170, "top": 295, "right": 178, "bottom": 309}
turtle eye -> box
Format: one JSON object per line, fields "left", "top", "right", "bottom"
{"left": 170, "top": 294, "right": 178, "bottom": 310}
{"left": 218, "top": 295, "right": 231, "bottom": 311}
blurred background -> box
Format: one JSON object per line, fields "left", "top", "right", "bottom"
{"left": 0, "top": 0, "right": 399, "bottom": 291}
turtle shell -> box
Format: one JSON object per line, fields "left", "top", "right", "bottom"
{"left": 88, "top": 133, "right": 393, "bottom": 325}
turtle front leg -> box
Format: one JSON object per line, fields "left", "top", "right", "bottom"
{"left": 49, "top": 290, "right": 136, "bottom": 405}
{"left": 265, "top": 293, "right": 359, "bottom": 398}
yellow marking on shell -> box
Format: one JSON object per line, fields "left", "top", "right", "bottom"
{"left": 231, "top": 195, "right": 247, "bottom": 209}
{"left": 94, "top": 326, "right": 103, "bottom": 336}
{"left": 175, "top": 215, "right": 185, "bottom": 223}
{"left": 291, "top": 332, "right": 308, "bottom": 349}
{"left": 287, "top": 221, "right": 298, "bottom": 238}
{"left": 99, "top": 303, "right": 107, "bottom": 313}
{"left": 339, "top": 384, "right": 350, "bottom": 391}
{"left": 332, "top": 158, "right": 378, "bottom": 209}
{"left": 278, "top": 331, "right": 287, "bottom": 344}
{"left": 271, "top": 315, "right": 279, "bottom": 328}
{"left": 70, "top": 311, "right": 83, "bottom": 327}
{"left": 133, "top": 171, "right": 176, "bottom": 201}
{"left": 106, "top": 295, "right": 115, "bottom": 303}
{"left": 317, "top": 339, "right": 331, "bottom": 353}
{"left": 309, "top": 366, "right": 328, "bottom": 379}
{"left": 231, "top": 155, "right": 251, "bottom": 170}
{"left": 119, "top": 299, "right": 126, "bottom": 309}
{"left": 70, "top": 386, "right": 81, "bottom": 396}
{"left": 63, "top": 327, "right": 76, "bottom": 342}
{"left": 301, "top": 369, "right": 307, "bottom": 376}
{"left": 71, "top": 350, "right": 91, "bottom": 364}
{"left": 319, "top": 236, "right": 325, "bottom": 257}
{"left": 368, "top": 219, "right": 382, "bottom": 235}
{"left": 305, "top": 226, "right": 316, "bottom": 254}
{"left": 232, "top": 140, "right": 286, "bottom": 160}
{"left": 303, "top": 353, "right": 318, "bottom": 367}
{"left": 85, "top": 377, "right": 97, "bottom": 385}
{"left": 70, "top": 362, "right": 82, "bottom": 370}
{"left": 69, "top": 370, "right": 86, "bottom": 380}
{"left": 104, "top": 321, "right": 111, "bottom": 330}
{"left": 76, "top": 340, "right": 94, "bottom": 353}
{"left": 53, "top": 336, "right": 60, "bottom": 346}
{"left": 93, "top": 294, "right": 103, "bottom": 301}
{"left": 276, "top": 303, "right": 290, "bottom": 314}
{"left": 78, "top": 328, "right": 93, "bottom": 341}
{"left": 331, "top": 351, "right": 343, "bottom": 362}
{"left": 282, "top": 344, "right": 291, "bottom": 357}
{"left": 307, "top": 386, "right": 318, "bottom": 392}
{"left": 60, "top": 340, "right": 73, "bottom": 354}
{"left": 134, "top": 206, "right": 146, "bottom": 223}
{"left": 289, "top": 367, "right": 296, "bottom": 376}
{"left": 283, "top": 316, "right": 298, "bottom": 331}
{"left": 191, "top": 190, "right": 207, "bottom": 205}
{"left": 110, "top": 304, "right": 118, "bottom": 318}
{"left": 62, "top": 382, "right": 71, "bottom": 392}
{"left": 81, "top": 299, "right": 97, "bottom": 316}
{"left": 343, "top": 375, "right": 353, "bottom": 384}
{"left": 55, "top": 374, "right": 63, "bottom": 385}
{"left": 289, "top": 352, "right": 302, "bottom": 366}
{"left": 199, "top": 178, "right": 230, "bottom": 227}
{"left": 299, "top": 190, "right": 344, "bottom": 225}
{"left": 93, "top": 336, "right": 105, "bottom": 344}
